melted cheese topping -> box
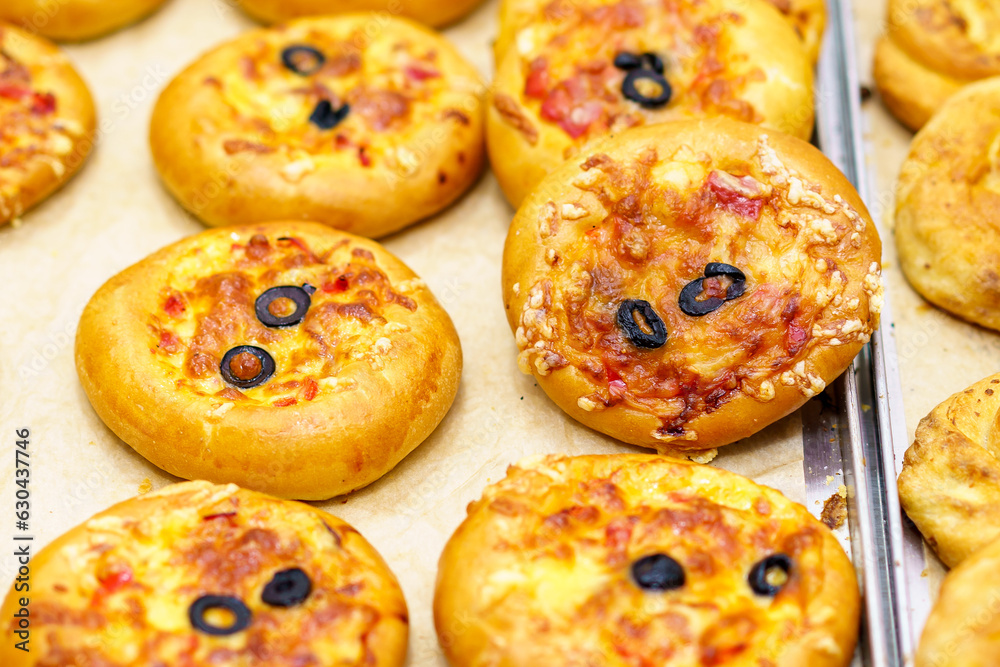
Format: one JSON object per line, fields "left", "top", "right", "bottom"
{"left": 514, "top": 136, "right": 882, "bottom": 441}
{"left": 20, "top": 482, "right": 406, "bottom": 666}
{"left": 498, "top": 0, "right": 810, "bottom": 143}
{"left": 442, "top": 455, "right": 854, "bottom": 666}
{"left": 147, "top": 230, "right": 421, "bottom": 407}
{"left": 201, "top": 18, "right": 482, "bottom": 173}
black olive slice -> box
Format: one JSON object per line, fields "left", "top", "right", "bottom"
{"left": 309, "top": 100, "right": 350, "bottom": 130}
{"left": 704, "top": 263, "right": 747, "bottom": 301}
{"left": 631, "top": 553, "right": 685, "bottom": 591}
{"left": 748, "top": 554, "right": 793, "bottom": 597}
{"left": 261, "top": 568, "right": 313, "bottom": 607}
{"left": 622, "top": 69, "right": 672, "bottom": 109}
{"left": 704, "top": 263, "right": 745, "bottom": 280}
{"left": 189, "top": 595, "right": 252, "bottom": 636}
{"left": 617, "top": 299, "right": 668, "bottom": 349}
{"left": 641, "top": 52, "right": 665, "bottom": 75}
{"left": 678, "top": 279, "right": 725, "bottom": 317}
{"left": 220, "top": 346, "right": 276, "bottom": 389}
{"left": 281, "top": 45, "right": 326, "bottom": 76}
{"left": 613, "top": 52, "right": 643, "bottom": 70}
{"left": 255, "top": 285, "right": 313, "bottom": 328}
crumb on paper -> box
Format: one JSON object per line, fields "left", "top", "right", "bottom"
{"left": 825, "top": 475, "right": 834, "bottom": 486}
{"left": 820, "top": 485, "right": 848, "bottom": 530}
{"left": 137, "top": 478, "right": 153, "bottom": 495}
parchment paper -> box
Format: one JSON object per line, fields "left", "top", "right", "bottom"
{"left": 853, "top": 0, "right": 1000, "bottom": 603}
{"left": 0, "top": 1, "right": 806, "bottom": 663}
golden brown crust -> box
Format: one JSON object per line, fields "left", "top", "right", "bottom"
{"left": 0, "top": 481, "right": 409, "bottom": 666}
{"left": 0, "top": 23, "right": 96, "bottom": 226}
{"left": 434, "top": 454, "right": 860, "bottom": 667}
{"left": 495, "top": 0, "right": 826, "bottom": 64}
{"left": 502, "top": 119, "right": 882, "bottom": 451}
{"left": 235, "top": 0, "right": 486, "bottom": 29}
{"left": 487, "top": 0, "right": 814, "bottom": 207}
{"left": 75, "top": 221, "right": 462, "bottom": 500}
{"left": 894, "top": 78, "right": 1000, "bottom": 330}
{"left": 874, "top": 0, "right": 1000, "bottom": 131}
{"left": 897, "top": 373, "right": 1000, "bottom": 568}
{"left": 149, "top": 14, "right": 485, "bottom": 238}
{"left": 0, "top": 0, "right": 169, "bottom": 41}
{"left": 914, "top": 534, "right": 1000, "bottom": 667}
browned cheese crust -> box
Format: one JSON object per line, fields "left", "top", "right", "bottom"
{"left": 75, "top": 221, "right": 462, "bottom": 500}
{"left": 0, "top": 0, "right": 170, "bottom": 42}
{"left": 502, "top": 119, "right": 883, "bottom": 452}
{"left": 487, "top": 0, "right": 814, "bottom": 206}
{"left": 897, "top": 373, "right": 1000, "bottom": 568}
{"left": 894, "top": 78, "right": 1000, "bottom": 331}
{"left": 0, "top": 23, "right": 95, "bottom": 226}
{"left": 913, "top": 533, "right": 1000, "bottom": 667}
{"left": 874, "top": 0, "right": 1000, "bottom": 131}
{"left": 495, "top": 0, "right": 826, "bottom": 64}
{"left": 434, "top": 454, "right": 860, "bottom": 667}
{"left": 235, "top": 0, "right": 486, "bottom": 29}
{"left": 0, "top": 481, "right": 409, "bottom": 666}
{"left": 150, "top": 14, "right": 485, "bottom": 238}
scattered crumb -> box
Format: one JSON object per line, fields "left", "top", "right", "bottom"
{"left": 820, "top": 485, "right": 848, "bottom": 530}
{"left": 859, "top": 85, "right": 873, "bottom": 102}
{"left": 686, "top": 449, "right": 718, "bottom": 465}
{"left": 825, "top": 475, "right": 834, "bottom": 486}
{"left": 921, "top": 569, "right": 929, "bottom": 578}
{"left": 137, "top": 478, "right": 153, "bottom": 495}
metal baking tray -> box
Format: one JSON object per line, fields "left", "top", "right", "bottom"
{"left": 0, "top": 1, "right": 902, "bottom": 664}
{"left": 809, "top": 0, "right": 905, "bottom": 664}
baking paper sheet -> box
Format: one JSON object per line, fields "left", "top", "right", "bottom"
{"left": 0, "top": 1, "right": 807, "bottom": 663}
{"left": 854, "top": 0, "right": 1000, "bottom": 605}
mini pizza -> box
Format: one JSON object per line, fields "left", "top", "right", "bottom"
{"left": 150, "top": 14, "right": 485, "bottom": 238}
{"left": 874, "top": 0, "right": 1000, "bottom": 131}
{"left": 0, "top": 481, "right": 409, "bottom": 666}
{"left": 912, "top": 533, "right": 1000, "bottom": 667}
{"left": 0, "top": 23, "right": 95, "bottom": 227}
{"left": 894, "top": 78, "right": 1000, "bottom": 331}
{"left": 487, "top": 0, "right": 814, "bottom": 206}
{"left": 897, "top": 373, "right": 1000, "bottom": 568}
{"left": 502, "top": 119, "right": 883, "bottom": 452}
{"left": 495, "top": 0, "right": 826, "bottom": 65}
{"left": 435, "top": 454, "right": 860, "bottom": 666}
{"left": 75, "top": 221, "right": 462, "bottom": 500}
{"left": 0, "top": 0, "right": 170, "bottom": 42}
{"left": 236, "top": 0, "right": 485, "bottom": 29}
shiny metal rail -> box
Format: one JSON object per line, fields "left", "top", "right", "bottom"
{"left": 801, "top": 1, "right": 908, "bottom": 664}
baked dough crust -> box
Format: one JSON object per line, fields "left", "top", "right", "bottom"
{"left": 434, "top": 454, "right": 860, "bottom": 667}
{"left": 75, "top": 221, "right": 462, "bottom": 500}
{"left": 0, "top": 0, "right": 169, "bottom": 41}
{"left": 487, "top": 0, "right": 814, "bottom": 207}
{"left": 150, "top": 14, "right": 485, "bottom": 238}
{"left": 0, "top": 23, "right": 96, "bottom": 226}
{"left": 873, "top": 0, "right": 1000, "bottom": 130}
{"left": 502, "top": 119, "right": 883, "bottom": 451}
{"left": 235, "top": 0, "right": 485, "bottom": 28}
{"left": 897, "top": 373, "right": 1000, "bottom": 568}
{"left": 0, "top": 481, "right": 409, "bottom": 666}
{"left": 495, "top": 0, "right": 826, "bottom": 65}
{"left": 894, "top": 78, "right": 1000, "bottom": 331}
{"left": 913, "top": 533, "right": 1000, "bottom": 667}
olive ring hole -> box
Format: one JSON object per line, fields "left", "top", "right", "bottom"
{"left": 220, "top": 346, "right": 276, "bottom": 389}
{"left": 189, "top": 595, "right": 252, "bottom": 636}
{"left": 255, "top": 285, "right": 314, "bottom": 328}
